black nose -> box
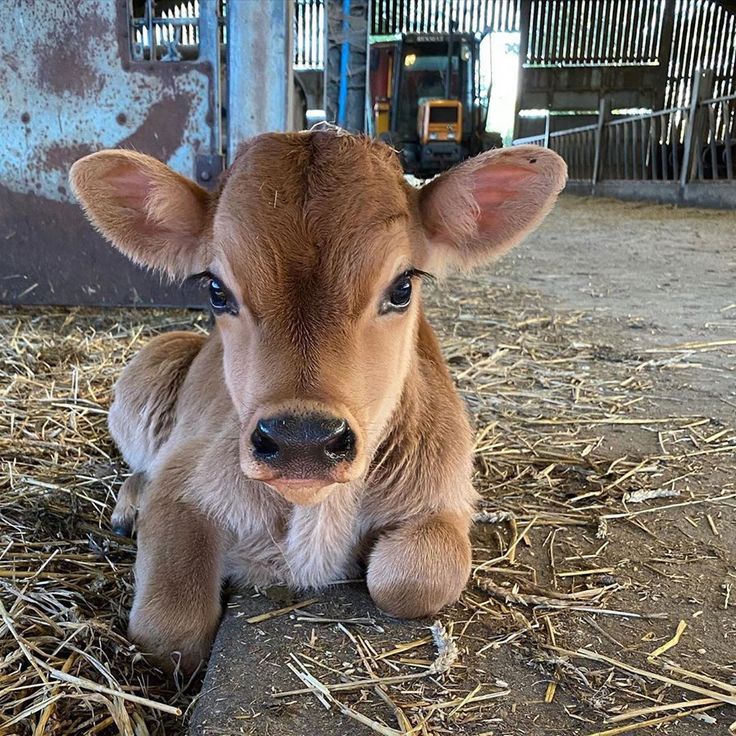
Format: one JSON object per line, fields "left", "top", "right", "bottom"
{"left": 251, "top": 413, "right": 356, "bottom": 475}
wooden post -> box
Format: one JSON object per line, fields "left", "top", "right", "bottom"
{"left": 679, "top": 69, "right": 715, "bottom": 198}
{"left": 592, "top": 97, "right": 611, "bottom": 194}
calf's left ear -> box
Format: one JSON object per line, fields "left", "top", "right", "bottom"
{"left": 70, "top": 150, "right": 212, "bottom": 280}
{"left": 417, "top": 145, "right": 567, "bottom": 273}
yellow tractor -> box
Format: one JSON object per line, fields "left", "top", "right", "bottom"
{"left": 370, "top": 31, "right": 502, "bottom": 178}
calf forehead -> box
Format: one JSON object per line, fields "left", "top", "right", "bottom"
{"left": 214, "top": 132, "right": 412, "bottom": 281}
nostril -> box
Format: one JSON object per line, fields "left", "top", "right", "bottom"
{"left": 324, "top": 421, "right": 355, "bottom": 460}
{"left": 251, "top": 421, "right": 279, "bottom": 458}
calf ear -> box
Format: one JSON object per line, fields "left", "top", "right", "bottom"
{"left": 69, "top": 150, "right": 212, "bottom": 279}
{"left": 417, "top": 146, "right": 566, "bottom": 273}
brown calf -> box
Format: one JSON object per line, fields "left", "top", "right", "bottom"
{"left": 70, "top": 131, "right": 565, "bottom": 672}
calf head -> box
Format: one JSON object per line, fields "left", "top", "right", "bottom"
{"left": 71, "top": 132, "right": 565, "bottom": 505}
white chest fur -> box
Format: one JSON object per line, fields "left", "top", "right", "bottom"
{"left": 221, "top": 481, "right": 362, "bottom": 591}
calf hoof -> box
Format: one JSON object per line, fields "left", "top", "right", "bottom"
{"left": 136, "top": 636, "right": 211, "bottom": 675}
{"left": 110, "top": 506, "right": 136, "bottom": 538}
{"left": 110, "top": 472, "right": 145, "bottom": 538}
{"left": 112, "top": 520, "right": 133, "bottom": 538}
{"left": 129, "top": 611, "right": 216, "bottom": 675}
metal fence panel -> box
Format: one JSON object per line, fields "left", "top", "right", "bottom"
{"left": 371, "top": 0, "right": 521, "bottom": 34}
{"left": 514, "top": 74, "right": 736, "bottom": 199}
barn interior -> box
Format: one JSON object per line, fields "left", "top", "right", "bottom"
{"left": 1, "top": 2, "right": 735, "bottom": 736}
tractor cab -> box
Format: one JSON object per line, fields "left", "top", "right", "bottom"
{"left": 370, "top": 32, "right": 501, "bottom": 178}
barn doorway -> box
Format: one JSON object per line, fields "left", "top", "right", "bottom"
{"left": 483, "top": 30, "right": 521, "bottom": 145}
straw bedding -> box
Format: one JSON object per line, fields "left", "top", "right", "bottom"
{"left": 1, "top": 275, "right": 734, "bottom": 735}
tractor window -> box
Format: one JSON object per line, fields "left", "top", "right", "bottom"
{"left": 429, "top": 106, "right": 458, "bottom": 123}
{"left": 396, "top": 43, "right": 471, "bottom": 141}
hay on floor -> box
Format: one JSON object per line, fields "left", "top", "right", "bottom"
{"left": 1, "top": 274, "right": 734, "bottom": 734}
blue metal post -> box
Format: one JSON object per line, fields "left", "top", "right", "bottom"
{"left": 197, "top": 0, "right": 221, "bottom": 158}
{"left": 336, "top": 0, "right": 351, "bottom": 127}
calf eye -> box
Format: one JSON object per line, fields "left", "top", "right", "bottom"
{"left": 390, "top": 274, "right": 413, "bottom": 308}
{"left": 186, "top": 271, "right": 240, "bottom": 316}
{"left": 380, "top": 271, "right": 415, "bottom": 314}
{"left": 209, "top": 278, "right": 237, "bottom": 315}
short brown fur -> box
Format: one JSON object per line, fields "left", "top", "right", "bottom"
{"left": 70, "top": 131, "right": 566, "bottom": 671}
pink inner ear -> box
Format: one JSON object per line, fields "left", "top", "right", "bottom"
{"left": 420, "top": 145, "right": 566, "bottom": 271}
{"left": 107, "top": 167, "right": 154, "bottom": 212}
{"left": 472, "top": 164, "right": 536, "bottom": 234}
{"left": 106, "top": 164, "right": 193, "bottom": 239}
{"left": 473, "top": 164, "right": 533, "bottom": 208}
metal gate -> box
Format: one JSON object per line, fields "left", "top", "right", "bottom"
{"left": 1, "top": 0, "right": 295, "bottom": 307}
{"left": 0, "top": 0, "right": 231, "bottom": 306}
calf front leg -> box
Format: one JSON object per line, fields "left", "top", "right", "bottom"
{"left": 366, "top": 512, "right": 471, "bottom": 619}
{"left": 129, "top": 479, "right": 224, "bottom": 673}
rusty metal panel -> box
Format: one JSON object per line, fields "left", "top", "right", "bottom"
{"left": 0, "top": 0, "right": 220, "bottom": 306}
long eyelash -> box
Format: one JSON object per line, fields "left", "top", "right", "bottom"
{"left": 189, "top": 270, "right": 240, "bottom": 316}
{"left": 407, "top": 268, "right": 434, "bottom": 283}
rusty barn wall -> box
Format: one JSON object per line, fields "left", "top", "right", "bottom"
{"left": 0, "top": 0, "right": 220, "bottom": 307}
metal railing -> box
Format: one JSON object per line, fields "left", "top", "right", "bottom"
{"left": 129, "top": 0, "right": 326, "bottom": 69}
{"left": 552, "top": 124, "right": 597, "bottom": 181}
{"left": 131, "top": 0, "right": 202, "bottom": 61}
{"left": 697, "top": 95, "right": 736, "bottom": 181}
{"left": 294, "top": 0, "right": 325, "bottom": 69}
{"left": 600, "top": 107, "right": 688, "bottom": 181}
{"left": 514, "top": 73, "right": 736, "bottom": 193}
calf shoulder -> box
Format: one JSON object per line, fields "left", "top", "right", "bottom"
{"left": 108, "top": 331, "right": 206, "bottom": 472}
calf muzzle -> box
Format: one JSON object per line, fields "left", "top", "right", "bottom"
{"left": 250, "top": 412, "right": 356, "bottom": 479}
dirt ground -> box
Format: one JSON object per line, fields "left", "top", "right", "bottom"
{"left": 2, "top": 194, "right": 735, "bottom": 735}
{"left": 493, "top": 195, "right": 736, "bottom": 425}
